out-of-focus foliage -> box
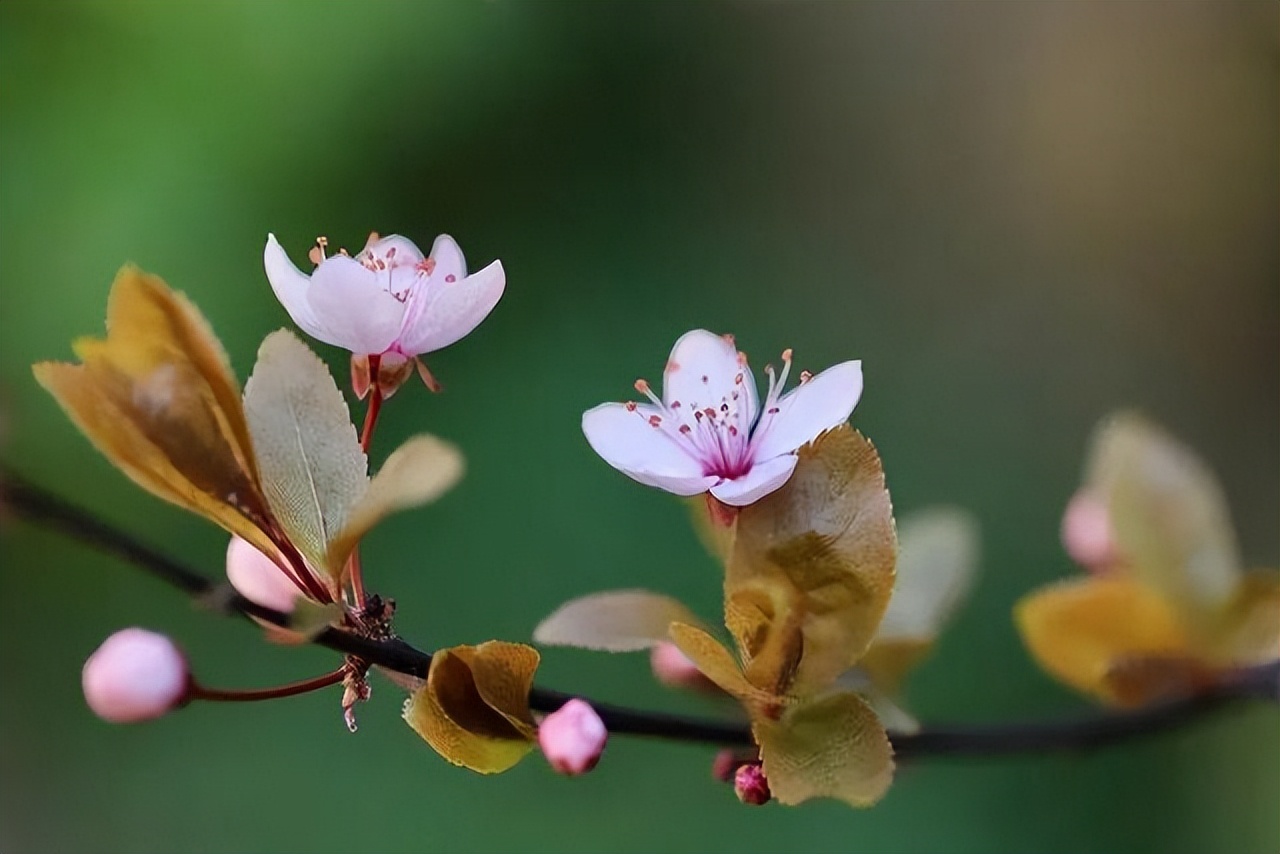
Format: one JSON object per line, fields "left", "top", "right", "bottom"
{"left": 1017, "top": 413, "right": 1280, "bottom": 706}
{"left": 1, "top": 2, "right": 1276, "bottom": 852}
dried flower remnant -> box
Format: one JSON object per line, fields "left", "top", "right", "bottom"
{"left": 1017, "top": 412, "right": 1280, "bottom": 707}
{"left": 83, "top": 629, "right": 190, "bottom": 723}
{"left": 264, "top": 232, "right": 505, "bottom": 396}
{"left": 582, "top": 329, "right": 862, "bottom": 508}
{"left": 538, "top": 699, "right": 608, "bottom": 776}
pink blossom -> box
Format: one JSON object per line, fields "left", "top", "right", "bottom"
{"left": 225, "top": 537, "right": 300, "bottom": 613}
{"left": 264, "top": 232, "right": 504, "bottom": 360}
{"left": 582, "top": 330, "right": 862, "bottom": 506}
{"left": 1061, "top": 490, "right": 1120, "bottom": 572}
{"left": 82, "top": 629, "right": 189, "bottom": 723}
{"left": 538, "top": 698, "right": 608, "bottom": 776}
{"left": 650, "top": 641, "right": 719, "bottom": 692}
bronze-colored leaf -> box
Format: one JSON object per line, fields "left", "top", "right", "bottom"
{"left": 402, "top": 641, "right": 539, "bottom": 774}
{"left": 1014, "top": 575, "right": 1192, "bottom": 705}
{"left": 534, "top": 590, "right": 706, "bottom": 652}
{"left": 327, "top": 434, "right": 464, "bottom": 574}
{"left": 667, "top": 621, "right": 777, "bottom": 710}
{"left": 1206, "top": 570, "right": 1280, "bottom": 665}
{"left": 756, "top": 691, "right": 894, "bottom": 808}
{"left": 33, "top": 267, "right": 277, "bottom": 559}
{"left": 728, "top": 426, "right": 897, "bottom": 696}
{"left": 1102, "top": 654, "right": 1218, "bottom": 708}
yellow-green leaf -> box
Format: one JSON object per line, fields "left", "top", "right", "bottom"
{"left": 402, "top": 641, "right": 540, "bottom": 774}
{"left": 1015, "top": 575, "right": 1193, "bottom": 706}
{"left": 756, "top": 691, "right": 894, "bottom": 808}
{"left": 1206, "top": 570, "right": 1280, "bottom": 665}
{"left": 327, "top": 433, "right": 464, "bottom": 573}
{"left": 728, "top": 426, "right": 897, "bottom": 696}
{"left": 1087, "top": 412, "right": 1241, "bottom": 618}
{"left": 32, "top": 267, "right": 277, "bottom": 559}
{"left": 856, "top": 636, "right": 934, "bottom": 697}
{"left": 533, "top": 589, "right": 706, "bottom": 652}
{"left": 243, "top": 330, "right": 367, "bottom": 581}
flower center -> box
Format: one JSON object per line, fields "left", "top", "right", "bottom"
{"left": 625, "top": 348, "right": 796, "bottom": 482}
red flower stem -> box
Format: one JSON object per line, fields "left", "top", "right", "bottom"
{"left": 189, "top": 668, "right": 345, "bottom": 702}
{"left": 349, "top": 354, "right": 384, "bottom": 609}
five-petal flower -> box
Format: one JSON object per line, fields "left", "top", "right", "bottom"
{"left": 264, "top": 232, "right": 505, "bottom": 367}
{"left": 581, "top": 329, "right": 862, "bottom": 506}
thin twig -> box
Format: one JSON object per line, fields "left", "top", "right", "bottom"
{"left": 3, "top": 470, "right": 1276, "bottom": 757}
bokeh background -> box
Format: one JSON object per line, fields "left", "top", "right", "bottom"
{"left": 1, "top": 2, "right": 1276, "bottom": 852}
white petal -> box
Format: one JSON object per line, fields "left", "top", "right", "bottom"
{"left": 263, "top": 234, "right": 330, "bottom": 342}
{"left": 306, "top": 255, "right": 406, "bottom": 354}
{"left": 582, "top": 402, "right": 718, "bottom": 496}
{"left": 362, "top": 234, "right": 426, "bottom": 265}
{"left": 751, "top": 360, "right": 863, "bottom": 461}
{"left": 709, "top": 453, "right": 798, "bottom": 506}
{"left": 662, "top": 329, "right": 748, "bottom": 415}
{"left": 428, "top": 233, "right": 467, "bottom": 279}
{"left": 396, "top": 259, "right": 505, "bottom": 355}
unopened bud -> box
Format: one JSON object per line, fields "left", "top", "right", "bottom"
{"left": 734, "top": 762, "right": 772, "bottom": 806}
{"left": 712, "top": 749, "right": 748, "bottom": 782}
{"left": 225, "top": 537, "right": 300, "bottom": 613}
{"left": 651, "top": 642, "right": 719, "bottom": 693}
{"left": 1061, "top": 491, "right": 1119, "bottom": 572}
{"left": 82, "top": 628, "right": 189, "bottom": 723}
{"left": 539, "top": 699, "right": 607, "bottom": 776}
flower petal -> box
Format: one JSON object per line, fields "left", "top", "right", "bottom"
{"left": 427, "top": 233, "right": 467, "bottom": 279}
{"left": 263, "top": 234, "right": 330, "bottom": 342}
{"left": 662, "top": 329, "right": 749, "bottom": 416}
{"left": 360, "top": 234, "right": 426, "bottom": 266}
{"left": 709, "top": 453, "right": 798, "bottom": 506}
{"left": 582, "top": 402, "right": 718, "bottom": 496}
{"left": 751, "top": 360, "right": 862, "bottom": 461}
{"left": 306, "top": 255, "right": 406, "bottom": 354}
{"left": 396, "top": 259, "right": 505, "bottom": 355}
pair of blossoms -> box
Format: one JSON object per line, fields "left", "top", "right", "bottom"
{"left": 80, "top": 230, "right": 866, "bottom": 779}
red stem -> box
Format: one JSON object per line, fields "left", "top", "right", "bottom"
{"left": 189, "top": 668, "right": 345, "bottom": 703}
{"left": 350, "top": 355, "right": 384, "bottom": 608}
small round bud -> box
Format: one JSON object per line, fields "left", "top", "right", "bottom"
{"left": 650, "top": 642, "right": 718, "bottom": 692}
{"left": 82, "top": 628, "right": 189, "bottom": 723}
{"left": 538, "top": 698, "right": 607, "bottom": 776}
{"left": 1061, "top": 491, "right": 1119, "bottom": 572}
{"left": 225, "top": 537, "right": 299, "bottom": 613}
{"left": 734, "top": 762, "right": 772, "bottom": 806}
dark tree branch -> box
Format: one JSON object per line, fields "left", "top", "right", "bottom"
{"left": 4, "top": 470, "right": 1277, "bottom": 758}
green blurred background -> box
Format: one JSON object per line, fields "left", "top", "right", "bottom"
{"left": 1, "top": 2, "right": 1276, "bottom": 852}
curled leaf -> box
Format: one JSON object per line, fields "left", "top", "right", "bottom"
{"left": 874, "top": 506, "right": 979, "bottom": 643}
{"left": 756, "top": 691, "right": 894, "bottom": 807}
{"left": 403, "top": 641, "right": 540, "bottom": 774}
{"left": 534, "top": 590, "right": 706, "bottom": 652}
{"left": 1087, "top": 413, "right": 1241, "bottom": 617}
{"left": 1015, "top": 575, "right": 1192, "bottom": 706}
{"left": 728, "top": 426, "right": 897, "bottom": 696}
{"left": 327, "top": 433, "right": 464, "bottom": 573}
{"left": 243, "top": 330, "right": 367, "bottom": 582}
{"left": 32, "top": 267, "right": 277, "bottom": 559}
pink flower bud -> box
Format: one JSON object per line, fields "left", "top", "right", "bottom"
{"left": 712, "top": 749, "right": 748, "bottom": 782}
{"left": 225, "top": 537, "right": 299, "bottom": 612}
{"left": 538, "top": 699, "right": 607, "bottom": 776}
{"left": 1061, "top": 491, "right": 1120, "bottom": 572}
{"left": 734, "top": 762, "right": 772, "bottom": 806}
{"left": 82, "top": 628, "right": 189, "bottom": 723}
{"left": 650, "top": 642, "right": 719, "bottom": 693}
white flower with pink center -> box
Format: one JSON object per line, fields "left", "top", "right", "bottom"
{"left": 263, "top": 232, "right": 504, "bottom": 362}
{"left": 582, "top": 329, "right": 863, "bottom": 507}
